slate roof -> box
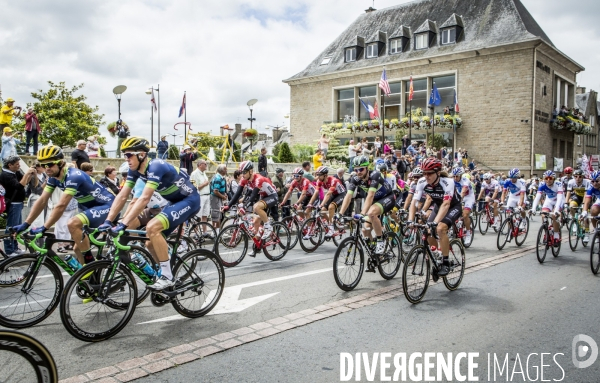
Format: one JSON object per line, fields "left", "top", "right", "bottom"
{"left": 575, "top": 92, "right": 599, "bottom": 117}
{"left": 285, "top": 0, "right": 557, "bottom": 81}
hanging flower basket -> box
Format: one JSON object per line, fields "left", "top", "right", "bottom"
{"left": 107, "top": 121, "right": 128, "bottom": 138}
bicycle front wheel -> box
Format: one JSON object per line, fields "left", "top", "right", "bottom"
{"left": 281, "top": 217, "right": 299, "bottom": 249}
{"left": 478, "top": 211, "right": 490, "bottom": 235}
{"left": 443, "top": 239, "right": 466, "bottom": 291}
{"left": 0, "top": 330, "right": 58, "bottom": 383}
{"left": 215, "top": 225, "right": 248, "bottom": 267}
{"left": 568, "top": 220, "right": 579, "bottom": 251}
{"left": 263, "top": 223, "right": 290, "bottom": 261}
{"left": 590, "top": 232, "right": 600, "bottom": 274}
{"left": 496, "top": 218, "right": 511, "bottom": 250}
{"left": 536, "top": 226, "right": 549, "bottom": 264}
{"left": 377, "top": 232, "right": 402, "bottom": 280}
{"left": 170, "top": 249, "right": 225, "bottom": 318}
{"left": 514, "top": 216, "right": 529, "bottom": 247}
{"left": 60, "top": 261, "right": 137, "bottom": 342}
{"left": 332, "top": 237, "right": 364, "bottom": 291}
{"left": 402, "top": 245, "right": 430, "bottom": 304}
{"left": 299, "top": 218, "right": 324, "bottom": 253}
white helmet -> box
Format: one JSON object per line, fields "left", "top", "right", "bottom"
{"left": 482, "top": 173, "right": 491, "bottom": 180}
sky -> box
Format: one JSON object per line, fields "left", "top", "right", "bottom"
{"left": 0, "top": 0, "right": 598, "bottom": 151}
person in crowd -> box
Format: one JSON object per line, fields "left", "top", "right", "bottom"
{"left": 383, "top": 140, "right": 391, "bottom": 155}
{"left": 99, "top": 166, "right": 120, "bottom": 195}
{"left": 190, "top": 160, "right": 211, "bottom": 235}
{"left": 229, "top": 170, "right": 242, "bottom": 197}
{"left": 258, "top": 147, "right": 268, "bottom": 176}
{"left": 1, "top": 127, "right": 21, "bottom": 163}
{"left": 312, "top": 148, "right": 324, "bottom": 170}
{"left": 115, "top": 120, "right": 130, "bottom": 158}
{"left": 86, "top": 135, "right": 100, "bottom": 158}
{"left": 210, "top": 164, "right": 228, "bottom": 232}
{"left": 0, "top": 156, "right": 35, "bottom": 255}
{"left": 80, "top": 162, "right": 94, "bottom": 177}
{"left": 406, "top": 142, "right": 417, "bottom": 156}
{"left": 157, "top": 135, "right": 169, "bottom": 159}
{"left": 335, "top": 168, "right": 346, "bottom": 183}
{"left": 348, "top": 140, "right": 357, "bottom": 172}
{"left": 27, "top": 162, "right": 48, "bottom": 229}
{"left": 0, "top": 98, "right": 21, "bottom": 129}
{"left": 56, "top": 163, "right": 80, "bottom": 253}
{"left": 374, "top": 137, "right": 382, "bottom": 156}
{"left": 179, "top": 145, "right": 198, "bottom": 174}
{"left": 396, "top": 154, "right": 408, "bottom": 180}
{"left": 318, "top": 134, "right": 330, "bottom": 158}
{"left": 301, "top": 161, "right": 315, "bottom": 182}
{"left": 71, "top": 140, "right": 90, "bottom": 169}
{"left": 361, "top": 144, "right": 373, "bottom": 157}
{"left": 272, "top": 168, "right": 289, "bottom": 219}
{"left": 401, "top": 135, "right": 410, "bottom": 155}
{"left": 24, "top": 108, "right": 41, "bottom": 155}
{"left": 468, "top": 159, "right": 476, "bottom": 171}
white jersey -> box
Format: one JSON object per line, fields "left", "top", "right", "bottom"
{"left": 502, "top": 179, "right": 526, "bottom": 196}
{"left": 481, "top": 179, "right": 501, "bottom": 194}
{"left": 566, "top": 178, "right": 591, "bottom": 197}
{"left": 457, "top": 175, "right": 473, "bottom": 197}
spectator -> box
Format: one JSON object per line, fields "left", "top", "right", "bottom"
{"left": 318, "top": 134, "right": 330, "bottom": 158}
{"left": 1, "top": 156, "right": 35, "bottom": 256}
{"left": 406, "top": 143, "right": 417, "bottom": 156}
{"left": 71, "top": 140, "right": 90, "bottom": 169}
{"left": 157, "top": 136, "right": 169, "bottom": 159}
{"left": 24, "top": 108, "right": 41, "bottom": 155}
{"left": 272, "top": 168, "right": 288, "bottom": 219}
{"left": 397, "top": 155, "right": 408, "bottom": 180}
{"left": 190, "top": 160, "right": 211, "bottom": 235}
{"left": 115, "top": 120, "right": 130, "bottom": 157}
{"left": 348, "top": 140, "right": 357, "bottom": 172}
{"left": 99, "top": 166, "right": 120, "bottom": 195}
{"left": 229, "top": 170, "right": 242, "bottom": 199}
{"left": 383, "top": 140, "right": 391, "bottom": 155}
{"left": 361, "top": 144, "right": 373, "bottom": 157}
{"left": 374, "top": 137, "right": 382, "bottom": 156}
{"left": 0, "top": 98, "right": 22, "bottom": 129}
{"left": 86, "top": 135, "right": 100, "bottom": 158}
{"left": 401, "top": 135, "right": 410, "bottom": 155}
{"left": 55, "top": 163, "right": 79, "bottom": 253}
{"left": 80, "top": 162, "right": 94, "bottom": 177}
{"left": 301, "top": 161, "right": 315, "bottom": 182}
{"left": 210, "top": 164, "right": 228, "bottom": 233}
{"left": 258, "top": 147, "right": 268, "bottom": 176}
{"left": 335, "top": 168, "right": 345, "bottom": 183}
{"left": 27, "top": 162, "right": 48, "bottom": 229}
{"left": 179, "top": 145, "right": 198, "bottom": 174}
{"left": 312, "top": 148, "right": 324, "bottom": 170}
{"left": 1, "top": 127, "right": 21, "bottom": 163}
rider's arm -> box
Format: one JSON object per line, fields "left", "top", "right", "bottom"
{"left": 307, "top": 189, "right": 319, "bottom": 207}
{"left": 280, "top": 188, "right": 292, "bottom": 205}
{"left": 106, "top": 185, "right": 133, "bottom": 222}
{"left": 43, "top": 192, "right": 74, "bottom": 229}
{"left": 338, "top": 191, "right": 354, "bottom": 216}
{"left": 583, "top": 196, "right": 591, "bottom": 213}
{"left": 403, "top": 193, "right": 413, "bottom": 210}
{"left": 531, "top": 191, "right": 542, "bottom": 211}
{"left": 421, "top": 195, "right": 432, "bottom": 212}
{"left": 320, "top": 190, "right": 333, "bottom": 207}
{"left": 228, "top": 184, "right": 245, "bottom": 206}
{"left": 554, "top": 191, "right": 565, "bottom": 214}
{"left": 121, "top": 186, "right": 153, "bottom": 227}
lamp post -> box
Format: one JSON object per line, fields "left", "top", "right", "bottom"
{"left": 167, "top": 133, "right": 183, "bottom": 148}
{"left": 112, "top": 85, "right": 127, "bottom": 121}
{"left": 247, "top": 99, "right": 257, "bottom": 129}
{"left": 145, "top": 85, "right": 160, "bottom": 145}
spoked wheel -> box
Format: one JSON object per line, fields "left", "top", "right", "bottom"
{"left": 281, "top": 217, "right": 299, "bottom": 249}
{"left": 60, "top": 261, "right": 137, "bottom": 342}
{"left": 263, "top": 223, "right": 290, "bottom": 261}
{"left": 332, "top": 238, "right": 364, "bottom": 291}
{"left": 492, "top": 211, "right": 503, "bottom": 233}
{"left": 514, "top": 216, "right": 529, "bottom": 247}
{"left": 443, "top": 239, "right": 466, "bottom": 291}
{"left": 496, "top": 218, "right": 512, "bottom": 250}
{"left": 590, "top": 232, "right": 600, "bottom": 274}
{"left": 402, "top": 245, "right": 430, "bottom": 304}
{"left": 170, "top": 249, "right": 225, "bottom": 318}
{"left": 461, "top": 224, "right": 474, "bottom": 249}
{"left": 332, "top": 218, "right": 354, "bottom": 247}
{"left": 552, "top": 230, "right": 561, "bottom": 257}
{"left": 299, "top": 218, "right": 324, "bottom": 253}
{"left": 536, "top": 226, "right": 549, "bottom": 264}
{"left": 471, "top": 211, "right": 479, "bottom": 230}
{"left": 0, "top": 256, "right": 62, "bottom": 329}
{"left": 401, "top": 226, "right": 420, "bottom": 255}
{"left": 377, "top": 232, "right": 403, "bottom": 280}
{"left": 127, "top": 245, "right": 154, "bottom": 305}
{"left": 186, "top": 222, "right": 217, "bottom": 251}
{"left": 0, "top": 330, "right": 58, "bottom": 383}
{"left": 568, "top": 220, "right": 579, "bottom": 251}
{"left": 478, "top": 211, "right": 490, "bottom": 235}
{"left": 215, "top": 225, "right": 248, "bottom": 267}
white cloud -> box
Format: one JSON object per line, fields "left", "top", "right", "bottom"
{"left": 0, "top": 0, "right": 597, "bottom": 152}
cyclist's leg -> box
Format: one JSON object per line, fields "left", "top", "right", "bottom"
{"left": 463, "top": 197, "right": 474, "bottom": 231}
{"left": 438, "top": 204, "right": 462, "bottom": 274}
{"left": 254, "top": 195, "right": 277, "bottom": 237}
{"left": 590, "top": 202, "right": 600, "bottom": 232}
{"left": 71, "top": 204, "right": 112, "bottom": 264}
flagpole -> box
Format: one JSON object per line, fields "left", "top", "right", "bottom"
{"left": 150, "top": 103, "right": 154, "bottom": 146}
{"left": 184, "top": 91, "right": 187, "bottom": 145}
{"left": 381, "top": 93, "right": 385, "bottom": 147}
{"left": 157, "top": 84, "right": 161, "bottom": 144}
{"left": 409, "top": 98, "right": 412, "bottom": 145}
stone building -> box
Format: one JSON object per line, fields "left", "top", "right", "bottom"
{"left": 283, "top": 0, "right": 588, "bottom": 174}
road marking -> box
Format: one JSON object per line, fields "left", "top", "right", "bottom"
{"left": 560, "top": 286, "right": 566, "bottom": 290}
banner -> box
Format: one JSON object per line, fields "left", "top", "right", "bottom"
{"left": 591, "top": 155, "right": 599, "bottom": 170}
{"left": 535, "top": 154, "right": 546, "bottom": 170}
{"left": 553, "top": 158, "right": 563, "bottom": 172}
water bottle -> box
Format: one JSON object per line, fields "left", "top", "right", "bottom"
{"left": 456, "top": 220, "right": 463, "bottom": 229}
{"left": 132, "top": 253, "right": 156, "bottom": 278}
{"left": 430, "top": 246, "right": 442, "bottom": 262}
{"left": 65, "top": 255, "right": 82, "bottom": 271}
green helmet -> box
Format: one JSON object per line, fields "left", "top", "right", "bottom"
{"left": 353, "top": 155, "right": 370, "bottom": 167}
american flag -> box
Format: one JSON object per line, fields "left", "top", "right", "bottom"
{"left": 150, "top": 89, "right": 157, "bottom": 112}
{"left": 379, "top": 68, "right": 391, "bottom": 96}
{"left": 178, "top": 93, "right": 186, "bottom": 118}
{"left": 408, "top": 76, "right": 414, "bottom": 101}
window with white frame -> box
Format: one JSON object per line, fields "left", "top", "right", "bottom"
{"left": 441, "top": 28, "right": 456, "bottom": 45}
{"left": 415, "top": 33, "right": 428, "bottom": 49}
{"left": 345, "top": 48, "right": 356, "bottom": 62}
{"left": 389, "top": 39, "right": 402, "bottom": 54}
{"left": 366, "top": 43, "right": 378, "bottom": 58}
{"left": 320, "top": 55, "right": 332, "bottom": 65}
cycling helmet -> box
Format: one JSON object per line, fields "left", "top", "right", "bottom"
{"left": 238, "top": 160, "right": 253, "bottom": 172}
{"left": 315, "top": 166, "right": 329, "bottom": 175}
{"left": 482, "top": 173, "right": 491, "bottom": 180}
{"left": 120, "top": 137, "right": 150, "bottom": 152}
{"left": 420, "top": 158, "right": 442, "bottom": 172}
{"left": 353, "top": 155, "right": 370, "bottom": 167}
{"left": 292, "top": 167, "right": 304, "bottom": 176}
{"left": 563, "top": 167, "right": 573, "bottom": 175}
{"left": 275, "top": 168, "right": 285, "bottom": 174}
{"left": 573, "top": 169, "right": 584, "bottom": 176}
{"left": 508, "top": 168, "right": 520, "bottom": 178}
{"left": 543, "top": 170, "right": 556, "bottom": 179}
{"left": 412, "top": 168, "right": 423, "bottom": 176}
{"left": 452, "top": 167, "right": 464, "bottom": 176}
{"left": 591, "top": 171, "right": 600, "bottom": 181}
{"left": 377, "top": 163, "right": 388, "bottom": 172}
{"left": 37, "top": 145, "right": 64, "bottom": 163}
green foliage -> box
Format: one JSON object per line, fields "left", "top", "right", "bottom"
{"left": 99, "top": 146, "right": 107, "bottom": 158}
{"left": 273, "top": 142, "right": 282, "bottom": 158}
{"left": 167, "top": 145, "right": 180, "bottom": 160}
{"left": 0, "top": 214, "right": 6, "bottom": 229}
{"left": 395, "top": 128, "right": 407, "bottom": 145}
{"left": 11, "top": 81, "right": 104, "bottom": 148}
{"left": 291, "top": 144, "right": 314, "bottom": 162}
{"left": 427, "top": 133, "right": 449, "bottom": 149}
{"left": 278, "top": 142, "right": 296, "bottom": 163}
{"left": 269, "top": 155, "right": 280, "bottom": 163}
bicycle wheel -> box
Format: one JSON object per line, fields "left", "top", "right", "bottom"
{"left": 0, "top": 330, "right": 58, "bottom": 383}
{"left": 443, "top": 239, "right": 466, "bottom": 291}
{"left": 492, "top": 211, "right": 502, "bottom": 233}
{"left": 332, "top": 237, "right": 364, "bottom": 291}
{"left": 281, "top": 217, "right": 299, "bottom": 249}
{"left": 299, "top": 218, "right": 324, "bottom": 253}
{"left": 514, "top": 216, "right": 529, "bottom": 247}
{"left": 401, "top": 226, "right": 420, "bottom": 255}
{"left": 126, "top": 245, "right": 155, "bottom": 305}
{"left": 402, "top": 245, "right": 430, "bottom": 304}
{"left": 590, "top": 232, "right": 600, "bottom": 274}
{"left": 581, "top": 224, "right": 590, "bottom": 247}
{"left": 215, "top": 225, "right": 248, "bottom": 267}
{"left": 186, "top": 222, "right": 217, "bottom": 251}
{"left": 551, "top": 231, "right": 561, "bottom": 257}
{"left": 170, "top": 249, "right": 225, "bottom": 318}
{"left": 0, "top": 256, "right": 63, "bottom": 329}
{"left": 377, "top": 232, "right": 402, "bottom": 280}
{"left": 478, "top": 211, "right": 490, "bottom": 235}
{"left": 496, "top": 218, "right": 511, "bottom": 250}
{"left": 568, "top": 220, "right": 579, "bottom": 251}
{"left": 471, "top": 210, "right": 479, "bottom": 230}
{"left": 60, "top": 261, "right": 137, "bottom": 342}
{"left": 263, "top": 223, "right": 290, "bottom": 261}
{"left": 536, "top": 226, "right": 549, "bottom": 264}
{"left": 332, "top": 218, "right": 354, "bottom": 247}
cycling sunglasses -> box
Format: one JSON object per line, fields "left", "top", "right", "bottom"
{"left": 355, "top": 167, "right": 367, "bottom": 172}
{"left": 423, "top": 171, "right": 436, "bottom": 176}
{"left": 592, "top": 179, "right": 600, "bottom": 183}
{"left": 123, "top": 152, "right": 142, "bottom": 159}
{"left": 41, "top": 161, "right": 60, "bottom": 169}
{"left": 544, "top": 177, "right": 554, "bottom": 181}
{"left": 574, "top": 175, "right": 583, "bottom": 178}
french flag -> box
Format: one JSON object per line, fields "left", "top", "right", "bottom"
{"left": 360, "top": 98, "right": 379, "bottom": 119}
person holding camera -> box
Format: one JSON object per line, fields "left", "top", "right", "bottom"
{"left": 0, "top": 98, "right": 22, "bottom": 129}
{"left": 116, "top": 120, "right": 130, "bottom": 157}
{"left": 1, "top": 127, "right": 22, "bottom": 164}
{"left": 25, "top": 108, "right": 41, "bottom": 155}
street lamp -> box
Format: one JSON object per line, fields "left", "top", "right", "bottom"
{"left": 112, "top": 85, "right": 127, "bottom": 121}
{"left": 247, "top": 99, "right": 258, "bottom": 130}
{"left": 167, "top": 133, "right": 183, "bottom": 148}
{"left": 145, "top": 85, "right": 160, "bottom": 146}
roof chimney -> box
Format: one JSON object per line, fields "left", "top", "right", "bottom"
{"left": 365, "top": 6, "right": 376, "bottom": 13}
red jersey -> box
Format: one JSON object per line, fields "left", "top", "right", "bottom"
{"left": 240, "top": 174, "right": 277, "bottom": 197}
{"left": 316, "top": 176, "right": 346, "bottom": 196}
{"left": 290, "top": 177, "right": 316, "bottom": 196}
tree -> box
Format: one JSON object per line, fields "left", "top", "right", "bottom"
{"left": 291, "top": 144, "right": 314, "bottom": 162}
{"left": 167, "top": 145, "right": 180, "bottom": 160}
{"left": 12, "top": 81, "right": 104, "bottom": 148}
{"left": 278, "top": 142, "right": 296, "bottom": 163}
{"left": 427, "top": 133, "right": 449, "bottom": 149}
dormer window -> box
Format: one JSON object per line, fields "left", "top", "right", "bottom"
{"left": 441, "top": 28, "right": 456, "bottom": 45}
{"left": 415, "top": 33, "right": 428, "bottom": 50}
{"left": 366, "top": 43, "right": 378, "bottom": 58}
{"left": 389, "top": 38, "right": 402, "bottom": 54}
{"left": 345, "top": 48, "right": 356, "bottom": 62}
{"left": 320, "top": 55, "right": 332, "bottom": 65}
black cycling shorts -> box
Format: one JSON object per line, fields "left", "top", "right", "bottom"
{"left": 374, "top": 193, "right": 396, "bottom": 215}
{"left": 258, "top": 194, "right": 278, "bottom": 209}
{"left": 323, "top": 192, "right": 346, "bottom": 209}
{"left": 569, "top": 194, "right": 583, "bottom": 206}
{"left": 428, "top": 203, "right": 462, "bottom": 227}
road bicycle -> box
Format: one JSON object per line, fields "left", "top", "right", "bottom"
{"left": 496, "top": 207, "right": 529, "bottom": 250}
{"left": 0, "top": 330, "right": 58, "bottom": 383}
{"left": 567, "top": 207, "right": 589, "bottom": 251}
{"left": 184, "top": 215, "right": 217, "bottom": 251}
{"left": 0, "top": 233, "right": 12, "bottom": 260}
{"left": 449, "top": 212, "right": 475, "bottom": 248}
{"left": 588, "top": 217, "right": 600, "bottom": 274}
{"left": 280, "top": 206, "right": 308, "bottom": 250}
{"left": 402, "top": 222, "right": 465, "bottom": 304}
{"left": 478, "top": 201, "right": 503, "bottom": 235}
{"left": 215, "top": 208, "right": 291, "bottom": 267}
{"left": 535, "top": 211, "right": 562, "bottom": 263}
{"left": 298, "top": 208, "right": 354, "bottom": 253}
{"left": 332, "top": 216, "right": 402, "bottom": 291}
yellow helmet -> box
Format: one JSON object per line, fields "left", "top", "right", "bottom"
{"left": 120, "top": 137, "right": 150, "bottom": 152}
{"left": 37, "top": 145, "right": 64, "bottom": 163}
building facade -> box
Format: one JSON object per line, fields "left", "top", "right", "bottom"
{"left": 283, "top": 0, "right": 587, "bottom": 175}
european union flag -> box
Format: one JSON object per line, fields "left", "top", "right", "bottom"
{"left": 429, "top": 82, "right": 442, "bottom": 106}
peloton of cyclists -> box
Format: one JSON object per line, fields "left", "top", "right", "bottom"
{"left": 305, "top": 166, "right": 346, "bottom": 238}
{"left": 477, "top": 173, "right": 502, "bottom": 229}
{"left": 530, "top": 170, "right": 564, "bottom": 246}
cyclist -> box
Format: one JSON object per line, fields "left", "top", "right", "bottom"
{"left": 580, "top": 171, "right": 600, "bottom": 243}
{"left": 12, "top": 145, "right": 116, "bottom": 266}
{"left": 560, "top": 167, "right": 574, "bottom": 192}
{"left": 477, "top": 173, "right": 502, "bottom": 229}
{"left": 225, "top": 161, "right": 278, "bottom": 254}
{"left": 100, "top": 137, "right": 200, "bottom": 290}
{"left": 403, "top": 168, "right": 424, "bottom": 211}
{"left": 565, "top": 169, "right": 590, "bottom": 219}
{"left": 530, "top": 170, "right": 564, "bottom": 246}
{"left": 338, "top": 155, "right": 395, "bottom": 255}
{"left": 452, "top": 167, "right": 474, "bottom": 243}
{"left": 499, "top": 168, "right": 527, "bottom": 229}
{"left": 409, "top": 158, "right": 462, "bottom": 276}
{"left": 303, "top": 166, "right": 347, "bottom": 238}
{"left": 280, "top": 167, "right": 317, "bottom": 220}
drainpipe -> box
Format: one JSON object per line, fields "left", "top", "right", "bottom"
{"left": 531, "top": 42, "right": 542, "bottom": 177}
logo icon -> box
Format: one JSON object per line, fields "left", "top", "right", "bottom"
{"left": 572, "top": 334, "right": 598, "bottom": 368}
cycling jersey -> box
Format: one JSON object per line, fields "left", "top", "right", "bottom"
{"left": 289, "top": 177, "right": 316, "bottom": 197}
{"left": 240, "top": 174, "right": 278, "bottom": 197}
{"left": 413, "top": 177, "right": 461, "bottom": 207}
{"left": 481, "top": 180, "right": 501, "bottom": 195}
{"left": 455, "top": 175, "right": 474, "bottom": 197}
{"left": 384, "top": 174, "right": 397, "bottom": 191}
{"left": 567, "top": 179, "right": 591, "bottom": 197}
{"left": 316, "top": 176, "right": 345, "bottom": 196}
{"left": 532, "top": 181, "right": 564, "bottom": 213}
{"left": 585, "top": 186, "right": 600, "bottom": 200}
{"left": 124, "top": 159, "right": 196, "bottom": 202}
{"left": 132, "top": 178, "right": 169, "bottom": 209}
{"left": 347, "top": 171, "right": 391, "bottom": 200}
{"left": 503, "top": 179, "right": 526, "bottom": 196}
{"left": 560, "top": 176, "right": 573, "bottom": 191}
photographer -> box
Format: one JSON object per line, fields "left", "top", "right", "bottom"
{"left": 1, "top": 127, "right": 22, "bottom": 164}
{"left": 0, "top": 98, "right": 22, "bottom": 129}
{"left": 115, "top": 120, "right": 130, "bottom": 157}
{"left": 25, "top": 108, "right": 41, "bottom": 155}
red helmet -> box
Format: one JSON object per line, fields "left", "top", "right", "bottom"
{"left": 421, "top": 158, "right": 442, "bottom": 172}
{"left": 315, "top": 166, "right": 329, "bottom": 175}
{"left": 563, "top": 167, "right": 573, "bottom": 175}
{"left": 292, "top": 167, "right": 304, "bottom": 176}
{"left": 238, "top": 161, "right": 253, "bottom": 172}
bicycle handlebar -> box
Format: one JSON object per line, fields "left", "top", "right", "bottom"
{"left": 15, "top": 232, "right": 47, "bottom": 254}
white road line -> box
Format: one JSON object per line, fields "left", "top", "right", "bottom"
{"left": 560, "top": 286, "right": 566, "bottom": 290}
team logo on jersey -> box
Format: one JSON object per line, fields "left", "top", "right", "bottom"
{"left": 174, "top": 178, "right": 193, "bottom": 194}
{"left": 171, "top": 205, "right": 191, "bottom": 220}
{"left": 147, "top": 172, "right": 157, "bottom": 179}
{"left": 90, "top": 207, "right": 110, "bottom": 218}
{"left": 91, "top": 188, "right": 113, "bottom": 202}
{"left": 65, "top": 180, "right": 77, "bottom": 187}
